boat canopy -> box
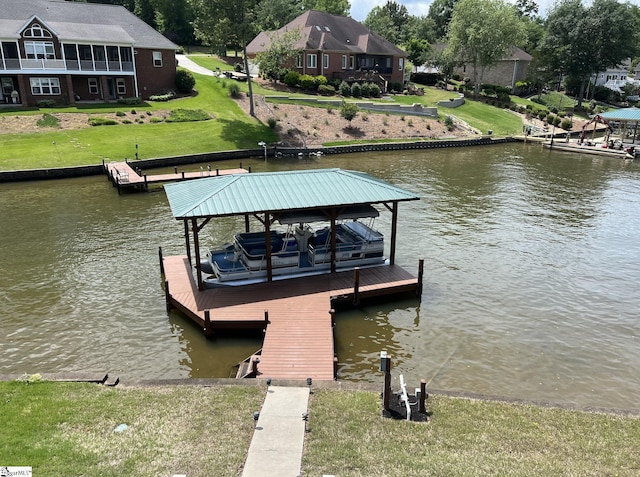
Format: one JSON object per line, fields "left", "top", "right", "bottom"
{"left": 275, "top": 204, "right": 379, "bottom": 225}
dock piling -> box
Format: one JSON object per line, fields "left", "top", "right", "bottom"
{"left": 417, "top": 259, "right": 424, "bottom": 301}
{"left": 204, "top": 310, "right": 213, "bottom": 337}
{"left": 353, "top": 267, "right": 360, "bottom": 305}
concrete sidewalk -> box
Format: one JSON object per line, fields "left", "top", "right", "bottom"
{"left": 176, "top": 54, "right": 214, "bottom": 76}
{"left": 242, "top": 386, "right": 310, "bottom": 477}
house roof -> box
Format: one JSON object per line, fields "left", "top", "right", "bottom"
{"left": 431, "top": 44, "right": 532, "bottom": 62}
{"left": 0, "top": 0, "right": 176, "bottom": 49}
{"left": 598, "top": 107, "right": 640, "bottom": 122}
{"left": 247, "top": 10, "right": 405, "bottom": 57}
{"left": 164, "top": 168, "right": 420, "bottom": 219}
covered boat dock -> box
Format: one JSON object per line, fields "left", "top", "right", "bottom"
{"left": 161, "top": 168, "right": 421, "bottom": 380}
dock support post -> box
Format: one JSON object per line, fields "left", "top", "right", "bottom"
{"left": 334, "top": 355, "right": 339, "bottom": 380}
{"left": 264, "top": 310, "right": 270, "bottom": 330}
{"left": 158, "top": 246, "right": 164, "bottom": 275}
{"left": 204, "top": 310, "right": 213, "bottom": 337}
{"left": 181, "top": 171, "right": 185, "bottom": 179}
{"left": 164, "top": 280, "right": 172, "bottom": 311}
{"left": 381, "top": 351, "right": 392, "bottom": 411}
{"left": 417, "top": 259, "right": 424, "bottom": 301}
{"left": 353, "top": 267, "right": 360, "bottom": 306}
{"left": 419, "top": 379, "right": 427, "bottom": 414}
{"left": 329, "top": 308, "right": 336, "bottom": 328}
{"left": 144, "top": 174, "right": 148, "bottom": 192}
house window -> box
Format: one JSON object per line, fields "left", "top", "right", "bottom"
{"left": 23, "top": 24, "right": 52, "bottom": 38}
{"left": 307, "top": 53, "right": 317, "bottom": 69}
{"left": 116, "top": 78, "right": 126, "bottom": 95}
{"left": 25, "top": 41, "right": 55, "bottom": 60}
{"left": 152, "top": 51, "right": 162, "bottom": 67}
{"left": 296, "top": 54, "right": 303, "bottom": 68}
{"left": 88, "top": 78, "right": 99, "bottom": 94}
{"left": 323, "top": 54, "right": 329, "bottom": 69}
{"left": 349, "top": 56, "right": 354, "bottom": 69}
{"left": 399, "top": 58, "right": 404, "bottom": 71}
{"left": 341, "top": 55, "right": 347, "bottom": 69}
{"left": 30, "top": 77, "right": 60, "bottom": 95}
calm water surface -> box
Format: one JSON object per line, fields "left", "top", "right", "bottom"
{"left": 1, "top": 143, "right": 639, "bottom": 410}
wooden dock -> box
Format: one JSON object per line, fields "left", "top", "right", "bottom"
{"left": 105, "top": 160, "right": 247, "bottom": 193}
{"left": 162, "top": 254, "right": 420, "bottom": 381}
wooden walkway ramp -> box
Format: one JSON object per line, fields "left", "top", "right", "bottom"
{"left": 105, "top": 161, "right": 247, "bottom": 193}
{"left": 162, "top": 255, "right": 419, "bottom": 381}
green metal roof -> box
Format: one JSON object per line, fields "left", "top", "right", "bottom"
{"left": 164, "top": 168, "right": 420, "bottom": 219}
{"left": 598, "top": 108, "right": 640, "bottom": 122}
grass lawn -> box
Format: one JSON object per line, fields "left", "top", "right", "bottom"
{"left": 0, "top": 72, "right": 278, "bottom": 170}
{"left": 2, "top": 381, "right": 639, "bottom": 477}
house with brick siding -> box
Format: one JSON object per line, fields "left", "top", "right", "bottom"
{"left": 0, "top": 0, "right": 177, "bottom": 107}
{"left": 246, "top": 10, "right": 407, "bottom": 92}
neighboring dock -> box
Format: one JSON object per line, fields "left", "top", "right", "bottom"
{"left": 161, "top": 254, "right": 421, "bottom": 381}
{"left": 104, "top": 160, "right": 248, "bottom": 193}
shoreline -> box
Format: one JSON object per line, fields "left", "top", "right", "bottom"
{"left": 0, "top": 136, "right": 515, "bottom": 183}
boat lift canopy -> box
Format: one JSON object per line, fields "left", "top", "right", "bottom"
{"left": 164, "top": 168, "right": 420, "bottom": 290}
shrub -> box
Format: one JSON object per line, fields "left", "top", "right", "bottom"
{"left": 553, "top": 116, "right": 562, "bottom": 127}
{"left": 389, "top": 82, "right": 403, "bottom": 93}
{"left": 318, "top": 84, "right": 335, "bottom": 96}
{"left": 165, "top": 109, "right": 211, "bottom": 122}
{"left": 267, "top": 117, "right": 277, "bottom": 129}
{"left": 444, "top": 115, "right": 455, "bottom": 131}
{"left": 149, "top": 117, "right": 163, "bottom": 123}
{"left": 283, "top": 71, "right": 301, "bottom": 87}
{"left": 299, "top": 74, "right": 316, "bottom": 90}
{"left": 360, "top": 82, "right": 371, "bottom": 97}
{"left": 234, "top": 62, "right": 243, "bottom": 72}
{"left": 339, "top": 81, "right": 351, "bottom": 96}
{"left": 351, "top": 82, "right": 362, "bottom": 98}
{"left": 228, "top": 83, "right": 241, "bottom": 98}
{"left": 340, "top": 100, "right": 359, "bottom": 125}
{"left": 149, "top": 92, "right": 175, "bottom": 102}
{"left": 37, "top": 99, "right": 56, "bottom": 108}
{"left": 130, "top": 109, "right": 137, "bottom": 115}
{"left": 116, "top": 111, "right": 125, "bottom": 117}
{"left": 538, "top": 110, "right": 548, "bottom": 120}
{"left": 410, "top": 72, "right": 443, "bottom": 86}
{"left": 561, "top": 118, "right": 572, "bottom": 130}
{"left": 117, "top": 97, "right": 142, "bottom": 105}
{"left": 36, "top": 113, "right": 59, "bottom": 128}
{"left": 88, "top": 117, "right": 118, "bottom": 126}
{"left": 314, "top": 75, "right": 328, "bottom": 89}
{"left": 175, "top": 69, "right": 196, "bottom": 93}
{"left": 369, "top": 83, "right": 381, "bottom": 98}
{"left": 122, "top": 119, "right": 132, "bottom": 124}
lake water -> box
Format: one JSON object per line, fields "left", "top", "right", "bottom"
{"left": 1, "top": 142, "right": 639, "bottom": 410}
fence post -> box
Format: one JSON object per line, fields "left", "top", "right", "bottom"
{"left": 417, "top": 259, "right": 424, "bottom": 301}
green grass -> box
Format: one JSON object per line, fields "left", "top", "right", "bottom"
{"left": 0, "top": 381, "right": 263, "bottom": 477}
{"left": 0, "top": 72, "right": 278, "bottom": 170}
{"left": 304, "top": 389, "right": 640, "bottom": 476}
{"left": 3, "top": 381, "right": 639, "bottom": 476}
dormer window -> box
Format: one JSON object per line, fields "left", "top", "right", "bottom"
{"left": 23, "top": 23, "right": 52, "bottom": 39}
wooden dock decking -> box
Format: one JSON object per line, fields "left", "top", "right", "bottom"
{"left": 162, "top": 255, "right": 420, "bottom": 381}
{"left": 105, "top": 161, "right": 247, "bottom": 192}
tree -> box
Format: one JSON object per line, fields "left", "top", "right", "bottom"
{"left": 254, "top": 0, "right": 304, "bottom": 31}
{"left": 302, "top": 0, "right": 350, "bottom": 16}
{"left": 340, "top": 100, "right": 359, "bottom": 127}
{"left": 190, "top": 0, "right": 257, "bottom": 55}
{"left": 428, "top": 47, "right": 459, "bottom": 84}
{"left": 405, "top": 39, "right": 431, "bottom": 72}
{"left": 255, "top": 29, "right": 303, "bottom": 82}
{"left": 427, "top": 0, "right": 459, "bottom": 40}
{"left": 363, "top": 1, "right": 410, "bottom": 45}
{"left": 540, "top": 0, "right": 639, "bottom": 108}
{"left": 446, "top": 0, "right": 524, "bottom": 97}
{"left": 152, "top": 0, "right": 195, "bottom": 45}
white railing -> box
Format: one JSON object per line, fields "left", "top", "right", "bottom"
{"left": 0, "top": 58, "right": 134, "bottom": 73}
